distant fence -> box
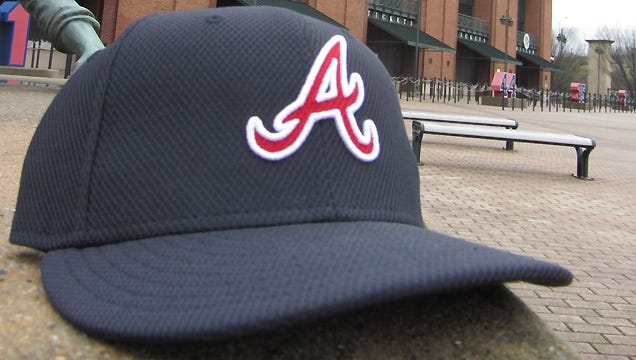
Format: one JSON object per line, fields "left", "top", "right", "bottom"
{"left": 25, "top": 41, "right": 73, "bottom": 78}
{"left": 394, "top": 76, "right": 636, "bottom": 114}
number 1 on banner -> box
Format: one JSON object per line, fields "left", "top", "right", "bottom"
{"left": 0, "top": 2, "right": 30, "bottom": 67}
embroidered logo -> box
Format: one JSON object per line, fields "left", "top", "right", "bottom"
{"left": 246, "top": 35, "right": 380, "bottom": 162}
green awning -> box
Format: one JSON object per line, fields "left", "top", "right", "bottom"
{"left": 237, "top": 0, "right": 344, "bottom": 28}
{"left": 516, "top": 52, "right": 561, "bottom": 72}
{"left": 369, "top": 19, "right": 455, "bottom": 53}
{"left": 457, "top": 38, "right": 521, "bottom": 65}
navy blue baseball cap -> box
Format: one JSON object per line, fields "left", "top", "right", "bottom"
{"left": 10, "top": 6, "right": 571, "bottom": 342}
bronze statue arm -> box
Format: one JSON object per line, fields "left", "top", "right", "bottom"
{"left": 19, "top": 0, "right": 105, "bottom": 71}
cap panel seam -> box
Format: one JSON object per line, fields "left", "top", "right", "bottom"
{"left": 80, "top": 18, "right": 149, "bottom": 242}
{"left": 73, "top": 67, "right": 112, "bottom": 243}
{"left": 305, "top": 20, "right": 337, "bottom": 217}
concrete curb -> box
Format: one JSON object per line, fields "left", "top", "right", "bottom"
{"left": 0, "top": 74, "right": 67, "bottom": 87}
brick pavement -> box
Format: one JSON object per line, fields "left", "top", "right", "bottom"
{"left": 402, "top": 98, "right": 636, "bottom": 359}
{"left": 0, "top": 85, "right": 634, "bottom": 358}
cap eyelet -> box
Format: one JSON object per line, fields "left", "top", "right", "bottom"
{"left": 205, "top": 14, "right": 223, "bottom": 24}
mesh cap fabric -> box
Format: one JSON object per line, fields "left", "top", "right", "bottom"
{"left": 10, "top": 6, "right": 572, "bottom": 342}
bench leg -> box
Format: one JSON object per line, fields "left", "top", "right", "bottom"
{"left": 411, "top": 121, "right": 424, "bottom": 164}
{"left": 505, "top": 139, "right": 514, "bottom": 151}
{"left": 574, "top": 146, "right": 594, "bottom": 180}
{"left": 504, "top": 126, "right": 515, "bottom": 150}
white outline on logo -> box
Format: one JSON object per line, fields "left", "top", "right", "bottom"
{"left": 246, "top": 35, "right": 380, "bottom": 162}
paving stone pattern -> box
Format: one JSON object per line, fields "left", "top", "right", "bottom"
{"left": 402, "top": 99, "right": 636, "bottom": 359}
{"left": 0, "top": 85, "right": 634, "bottom": 358}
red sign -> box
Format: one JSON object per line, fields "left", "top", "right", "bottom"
{"left": 0, "top": 2, "right": 30, "bottom": 67}
{"left": 491, "top": 72, "right": 516, "bottom": 98}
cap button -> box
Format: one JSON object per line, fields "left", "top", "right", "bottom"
{"left": 205, "top": 14, "right": 224, "bottom": 25}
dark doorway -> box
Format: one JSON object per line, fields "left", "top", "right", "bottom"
{"left": 366, "top": 22, "right": 405, "bottom": 76}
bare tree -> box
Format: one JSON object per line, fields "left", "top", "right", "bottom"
{"left": 597, "top": 27, "right": 636, "bottom": 96}
{"left": 551, "top": 27, "right": 587, "bottom": 92}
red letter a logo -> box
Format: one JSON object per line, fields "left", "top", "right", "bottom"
{"left": 246, "top": 35, "right": 380, "bottom": 162}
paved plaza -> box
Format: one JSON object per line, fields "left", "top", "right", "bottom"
{"left": 0, "top": 84, "right": 634, "bottom": 358}
{"left": 400, "top": 97, "right": 636, "bottom": 359}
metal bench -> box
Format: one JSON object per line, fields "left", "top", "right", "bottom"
{"left": 403, "top": 111, "right": 518, "bottom": 150}
{"left": 411, "top": 121, "right": 596, "bottom": 179}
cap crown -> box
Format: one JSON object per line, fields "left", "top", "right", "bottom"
{"left": 11, "top": 6, "right": 422, "bottom": 251}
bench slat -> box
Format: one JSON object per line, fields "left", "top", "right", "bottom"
{"left": 402, "top": 111, "right": 518, "bottom": 128}
{"left": 420, "top": 123, "right": 596, "bottom": 147}
{"left": 411, "top": 121, "right": 596, "bottom": 179}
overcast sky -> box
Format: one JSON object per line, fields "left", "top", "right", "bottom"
{"left": 552, "top": 0, "right": 636, "bottom": 41}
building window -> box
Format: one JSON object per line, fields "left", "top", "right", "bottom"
{"left": 459, "top": 0, "right": 474, "bottom": 16}
{"left": 517, "top": 0, "right": 526, "bottom": 32}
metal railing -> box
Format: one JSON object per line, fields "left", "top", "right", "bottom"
{"left": 516, "top": 31, "right": 538, "bottom": 52}
{"left": 393, "top": 76, "right": 635, "bottom": 113}
{"left": 368, "top": 0, "right": 418, "bottom": 18}
{"left": 457, "top": 14, "right": 489, "bottom": 38}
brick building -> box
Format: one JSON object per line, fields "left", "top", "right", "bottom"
{"left": 77, "top": 0, "right": 556, "bottom": 89}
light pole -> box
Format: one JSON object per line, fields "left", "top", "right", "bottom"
{"left": 556, "top": 31, "right": 567, "bottom": 56}
{"left": 413, "top": 0, "right": 422, "bottom": 96}
{"left": 500, "top": 9, "right": 513, "bottom": 109}
{"left": 555, "top": 30, "right": 567, "bottom": 92}
{"left": 500, "top": 11, "right": 513, "bottom": 72}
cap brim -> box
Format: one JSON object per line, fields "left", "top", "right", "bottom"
{"left": 41, "top": 222, "right": 571, "bottom": 342}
